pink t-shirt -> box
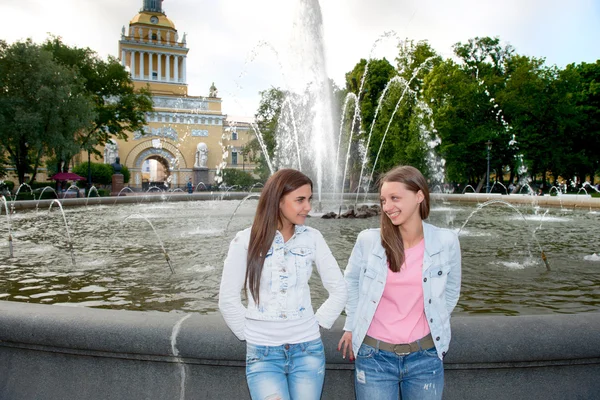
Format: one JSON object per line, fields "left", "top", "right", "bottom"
{"left": 366, "top": 239, "right": 430, "bottom": 344}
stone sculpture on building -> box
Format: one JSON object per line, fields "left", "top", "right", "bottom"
{"left": 194, "top": 142, "right": 208, "bottom": 168}
{"left": 104, "top": 139, "right": 119, "bottom": 165}
{"left": 209, "top": 82, "right": 218, "bottom": 98}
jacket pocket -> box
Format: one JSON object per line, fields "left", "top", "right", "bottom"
{"left": 428, "top": 265, "right": 449, "bottom": 298}
{"left": 360, "top": 267, "right": 378, "bottom": 295}
{"left": 289, "top": 247, "right": 313, "bottom": 279}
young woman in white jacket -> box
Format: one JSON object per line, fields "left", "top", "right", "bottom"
{"left": 219, "top": 169, "right": 347, "bottom": 400}
{"left": 338, "top": 165, "right": 461, "bottom": 400}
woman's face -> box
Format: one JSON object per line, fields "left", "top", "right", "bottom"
{"left": 380, "top": 181, "right": 424, "bottom": 226}
{"left": 279, "top": 184, "right": 312, "bottom": 229}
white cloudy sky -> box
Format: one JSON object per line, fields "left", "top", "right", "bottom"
{"left": 2, "top": 0, "right": 599, "bottom": 117}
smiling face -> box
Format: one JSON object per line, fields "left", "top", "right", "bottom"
{"left": 380, "top": 181, "right": 424, "bottom": 227}
{"left": 279, "top": 184, "right": 313, "bottom": 229}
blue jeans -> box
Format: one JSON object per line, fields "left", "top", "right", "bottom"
{"left": 354, "top": 342, "right": 444, "bottom": 400}
{"left": 246, "top": 338, "right": 325, "bottom": 400}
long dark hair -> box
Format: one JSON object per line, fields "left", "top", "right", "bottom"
{"left": 245, "top": 169, "right": 313, "bottom": 304}
{"left": 379, "top": 165, "right": 430, "bottom": 272}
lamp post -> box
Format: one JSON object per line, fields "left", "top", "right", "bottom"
{"left": 486, "top": 140, "right": 492, "bottom": 193}
{"left": 87, "top": 150, "right": 92, "bottom": 197}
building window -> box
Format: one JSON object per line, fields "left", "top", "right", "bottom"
{"left": 152, "top": 34, "right": 157, "bottom": 40}
{"left": 231, "top": 131, "right": 238, "bottom": 140}
{"left": 231, "top": 151, "right": 238, "bottom": 166}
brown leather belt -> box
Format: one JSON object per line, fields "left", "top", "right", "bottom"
{"left": 363, "top": 333, "right": 435, "bottom": 356}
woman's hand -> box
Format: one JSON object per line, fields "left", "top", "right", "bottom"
{"left": 337, "top": 331, "right": 355, "bottom": 361}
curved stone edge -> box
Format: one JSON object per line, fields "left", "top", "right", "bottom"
{"left": 1, "top": 301, "right": 599, "bottom": 399}
{"left": 1, "top": 301, "right": 599, "bottom": 365}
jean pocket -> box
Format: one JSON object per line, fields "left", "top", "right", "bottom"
{"left": 246, "top": 346, "right": 265, "bottom": 364}
{"left": 421, "top": 346, "right": 439, "bottom": 358}
{"left": 304, "top": 339, "right": 324, "bottom": 355}
{"left": 357, "top": 343, "right": 375, "bottom": 359}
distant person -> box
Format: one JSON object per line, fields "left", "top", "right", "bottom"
{"left": 537, "top": 188, "right": 544, "bottom": 196}
{"left": 219, "top": 169, "right": 346, "bottom": 400}
{"left": 508, "top": 182, "right": 515, "bottom": 194}
{"left": 338, "top": 165, "right": 462, "bottom": 400}
{"left": 186, "top": 178, "right": 193, "bottom": 194}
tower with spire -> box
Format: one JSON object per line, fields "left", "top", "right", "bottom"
{"left": 119, "top": 0, "right": 188, "bottom": 95}
{"left": 103, "top": 1, "right": 254, "bottom": 190}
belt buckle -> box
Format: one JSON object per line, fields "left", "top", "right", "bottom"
{"left": 393, "top": 344, "right": 410, "bottom": 356}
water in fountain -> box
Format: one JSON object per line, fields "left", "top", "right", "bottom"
{"left": 47, "top": 199, "right": 76, "bottom": 268}
{"left": 194, "top": 182, "right": 208, "bottom": 192}
{"left": 462, "top": 185, "right": 477, "bottom": 194}
{"left": 2, "top": 198, "right": 599, "bottom": 314}
{"left": 0, "top": 196, "right": 13, "bottom": 258}
{"left": 36, "top": 187, "right": 59, "bottom": 210}
{"left": 85, "top": 186, "right": 100, "bottom": 207}
{"left": 11, "top": 183, "right": 34, "bottom": 213}
{"left": 458, "top": 199, "right": 550, "bottom": 271}
{"left": 62, "top": 185, "right": 81, "bottom": 199}
{"left": 490, "top": 181, "right": 508, "bottom": 195}
{"left": 121, "top": 213, "right": 175, "bottom": 274}
{"left": 583, "top": 182, "right": 600, "bottom": 194}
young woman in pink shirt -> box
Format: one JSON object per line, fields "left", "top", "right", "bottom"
{"left": 338, "top": 165, "right": 462, "bottom": 400}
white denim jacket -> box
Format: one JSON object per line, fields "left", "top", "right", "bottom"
{"left": 219, "top": 225, "right": 347, "bottom": 341}
{"left": 343, "top": 222, "right": 461, "bottom": 360}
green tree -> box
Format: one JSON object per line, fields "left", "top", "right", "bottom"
{"left": 566, "top": 61, "right": 600, "bottom": 184}
{"left": 221, "top": 168, "right": 257, "bottom": 188}
{"left": 244, "top": 87, "right": 285, "bottom": 181}
{"left": 0, "top": 39, "right": 95, "bottom": 184}
{"left": 42, "top": 37, "right": 153, "bottom": 176}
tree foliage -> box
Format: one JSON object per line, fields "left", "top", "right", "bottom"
{"left": 0, "top": 39, "right": 95, "bottom": 184}
{"left": 42, "top": 36, "right": 153, "bottom": 162}
{"left": 339, "top": 35, "right": 600, "bottom": 188}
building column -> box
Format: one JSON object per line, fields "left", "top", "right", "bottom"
{"left": 166, "top": 55, "right": 171, "bottom": 82}
{"left": 149, "top": 52, "right": 153, "bottom": 80}
{"left": 174, "top": 56, "right": 179, "bottom": 82}
{"left": 157, "top": 53, "right": 162, "bottom": 81}
{"left": 130, "top": 51, "right": 136, "bottom": 78}
{"left": 121, "top": 49, "right": 126, "bottom": 67}
{"left": 140, "top": 52, "right": 145, "bottom": 80}
{"left": 182, "top": 56, "right": 187, "bottom": 84}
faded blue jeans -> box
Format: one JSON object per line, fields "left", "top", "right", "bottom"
{"left": 246, "top": 338, "right": 325, "bottom": 400}
{"left": 354, "top": 342, "right": 444, "bottom": 400}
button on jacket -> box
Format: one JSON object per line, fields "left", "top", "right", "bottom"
{"left": 343, "top": 222, "right": 461, "bottom": 360}
{"left": 219, "top": 225, "right": 347, "bottom": 341}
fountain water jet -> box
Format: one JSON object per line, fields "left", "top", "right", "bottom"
{"left": 458, "top": 199, "right": 550, "bottom": 271}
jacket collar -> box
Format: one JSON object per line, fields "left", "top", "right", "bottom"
{"left": 371, "top": 221, "right": 442, "bottom": 260}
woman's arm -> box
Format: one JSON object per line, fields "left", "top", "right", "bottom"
{"left": 445, "top": 233, "right": 462, "bottom": 315}
{"left": 313, "top": 231, "right": 347, "bottom": 329}
{"left": 218, "top": 231, "right": 249, "bottom": 340}
{"left": 342, "top": 231, "right": 365, "bottom": 332}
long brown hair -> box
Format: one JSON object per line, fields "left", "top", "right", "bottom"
{"left": 379, "top": 165, "right": 430, "bottom": 272}
{"left": 245, "top": 169, "right": 313, "bottom": 304}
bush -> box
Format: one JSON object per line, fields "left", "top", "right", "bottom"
{"left": 0, "top": 180, "right": 15, "bottom": 193}
{"left": 30, "top": 181, "right": 55, "bottom": 190}
{"left": 87, "top": 188, "right": 110, "bottom": 197}
{"left": 221, "top": 168, "right": 259, "bottom": 189}
{"left": 120, "top": 165, "right": 130, "bottom": 184}
{"left": 73, "top": 162, "right": 113, "bottom": 185}
{"left": 73, "top": 162, "right": 130, "bottom": 185}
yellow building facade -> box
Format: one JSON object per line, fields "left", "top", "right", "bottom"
{"left": 98, "top": 0, "right": 255, "bottom": 190}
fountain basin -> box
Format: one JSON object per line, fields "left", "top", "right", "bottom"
{"left": 0, "top": 301, "right": 598, "bottom": 399}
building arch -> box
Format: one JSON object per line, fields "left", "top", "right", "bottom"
{"left": 125, "top": 140, "right": 187, "bottom": 170}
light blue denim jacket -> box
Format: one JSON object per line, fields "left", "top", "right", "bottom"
{"left": 343, "top": 222, "right": 461, "bottom": 360}
{"left": 219, "top": 225, "right": 347, "bottom": 340}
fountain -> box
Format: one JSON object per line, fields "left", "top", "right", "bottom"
{"left": 0, "top": 1, "right": 599, "bottom": 398}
